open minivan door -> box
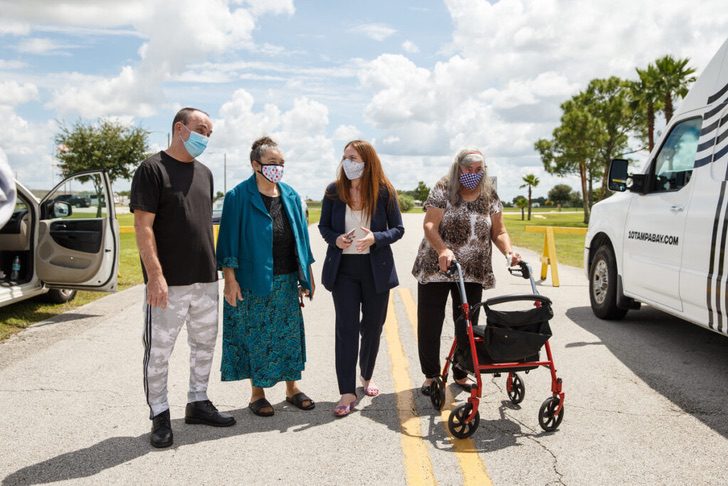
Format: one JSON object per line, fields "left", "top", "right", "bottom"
{"left": 36, "top": 170, "right": 119, "bottom": 291}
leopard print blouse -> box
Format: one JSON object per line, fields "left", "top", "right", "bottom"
{"left": 411, "top": 176, "right": 503, "bottom": 289}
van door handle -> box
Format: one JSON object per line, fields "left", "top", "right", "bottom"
{"left": 670, "top": 205, "right": 684, "bottom": 212}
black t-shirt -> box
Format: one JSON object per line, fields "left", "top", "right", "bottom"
{"left": 129, "top": 151, "right": 217, "bottom": 286}
{"left": 261, "top": 194, "right": 297, "bottom": 275}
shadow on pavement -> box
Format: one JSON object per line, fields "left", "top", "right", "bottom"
{"left": 2, "top": 401, "right": 338, "bottom": 486}
{"left": 363, "top": 383, "right": 550, "bottom": 454}
{"left": 566, "top": 305, "right": 728, "bottom": 439}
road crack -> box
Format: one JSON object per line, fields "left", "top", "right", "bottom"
{"left": 504, "top": 412, "right": 566, "bottom": 486}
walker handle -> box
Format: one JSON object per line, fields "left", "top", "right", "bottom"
{"left": 508, "top": 261, "right": 531, "bottom": 280}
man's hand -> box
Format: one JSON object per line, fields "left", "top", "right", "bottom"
{"left": 146, "top": 274, "right": 169, "bottom": 309}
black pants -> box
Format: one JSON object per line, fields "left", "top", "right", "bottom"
{"left": 417, "top": 281, "right": 483, "bottom": 379}
{"left": 332, "top": 255, "right": 390, "bottom": 395}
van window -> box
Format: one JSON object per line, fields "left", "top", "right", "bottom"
{"left": 650, "top": 117, "right": 702, "bottom": 193}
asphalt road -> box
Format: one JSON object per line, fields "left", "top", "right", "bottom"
{"left": 2, "top": 212, "right": 728, "bottom": 485}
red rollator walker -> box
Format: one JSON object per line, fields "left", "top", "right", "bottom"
{"left": 428, "top": 260, "right": 565, "bottom": 438}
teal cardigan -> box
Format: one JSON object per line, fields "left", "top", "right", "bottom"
{"left": 216, "top": 174, "right": 314, "bottom": 296}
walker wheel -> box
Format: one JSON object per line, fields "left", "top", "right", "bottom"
{"left": 448, "top": 403, "right": 480, "bottom": 439}
{"left": 538, "top": 396, "right": 564, "bottom": 432}
{"left": 507, "top": 373, "right": 525, "bottom": 404}
{"left": 430, "top": 377, "right": 446, "bottom": 411}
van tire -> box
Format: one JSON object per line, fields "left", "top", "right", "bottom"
{"left": 45, "top": 289, "right": 77, "bottom": 304}
{"left": 589, "top": 246, "right": 628, "bottom": 320}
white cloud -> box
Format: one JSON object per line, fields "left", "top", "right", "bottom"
{"left": 355, "top": 0, "right": 728, "bottom": 200}
{"left": 1, "top": 0, "right": 293, "bottom": 119}
{"left": 0, "top": 21, "right": 30, "bottom": 36}
{"left": 237, "top": 0, "right": 295, "bottom": 16}
{"left": 0, "top": 60, "right": 27, "bottom": 69}
{"left": 0, "top": 105, "right": 58, "bottom": 190}
{"left": 402, "top": 40, "right": 419, "bottom": 53}
{"left": 332, "top": 124, "right": 363, "bottom": 142}
{"left": 354, "top": 23, "right": 397, "bottom": 42}
{"left": 17, "top": 38, "right": 73, "bottom": 55}
{"left": 208, "top": 89, "right": 338, "bottom": 199}
{"left": 0, "top": 81, "right": 39, "bottom": 106}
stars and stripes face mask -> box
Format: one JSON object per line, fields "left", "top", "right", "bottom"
{"left": 259, "top": 163, "right": 285, "bottom": 183}
{"left": 459, "top": 171, "right": 483, "bottom": 190}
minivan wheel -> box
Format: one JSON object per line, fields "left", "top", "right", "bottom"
{"left": 45, "top": 289, "right": 77, "bottom": 304}
{"left": 589, "top": 246, "right": 628, "bottom": 320}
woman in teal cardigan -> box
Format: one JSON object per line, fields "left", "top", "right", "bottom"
{"left": 216, "top": 136, "right": 315, "bottom": 417}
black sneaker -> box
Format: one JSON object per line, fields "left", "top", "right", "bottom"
{"left": 185, "top": 400, "right": 236, "bottom": 427}
{"left": 150, "top": 409, "right": 173, "bottom": 448}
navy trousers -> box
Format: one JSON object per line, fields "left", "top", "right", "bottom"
{"left": 332, "top": 255, "right": 390, "bottom": 395}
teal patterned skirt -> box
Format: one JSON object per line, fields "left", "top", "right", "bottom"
{"left": 221, "top": 272, "right": 306, "bottom": 387}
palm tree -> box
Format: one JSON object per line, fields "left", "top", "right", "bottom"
{"left": 653, "top": 55, "right": 696, "bottom": 123}
{"left": 519, "top": 173, "right": 540, "bottom": 221}
{"left": 514, "top": 196, "right": 528, "bottom": 221}
{"left": 631, "top": 65, "right": 662, "bottom": 152}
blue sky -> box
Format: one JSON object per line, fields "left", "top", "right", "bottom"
{"left": 1, "top": 0, "right": 727, "bottom": 202}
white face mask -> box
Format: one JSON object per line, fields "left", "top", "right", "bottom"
{"left": 342, "top": 158, "right": 364, "bottom": 180}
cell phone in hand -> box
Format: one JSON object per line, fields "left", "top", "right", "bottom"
{"left": 344, "top": 229, "right": 356, "bottom": 240}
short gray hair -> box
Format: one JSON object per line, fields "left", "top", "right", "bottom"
{"left": 250, "top": 136, "right": 278, "bottom": 163}
{"left": 447, "top": 147, "right": 493, "bottom": 205}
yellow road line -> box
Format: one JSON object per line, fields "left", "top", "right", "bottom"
{"left": 398, "top": 288, "right": 492, "bottom": 486}
{"left": 383, "top": 293, "right": 437, "bottom": 486}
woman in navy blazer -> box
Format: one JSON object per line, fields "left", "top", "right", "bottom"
{"left": 319, "top": 140, "right": 404, "bottom": 417}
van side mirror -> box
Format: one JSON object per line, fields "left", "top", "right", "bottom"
{"left": 608, "top": 159, "right": 629, "bottom": 192}
{"left": 51, "top": 201, "right": 72, "bottom": 218}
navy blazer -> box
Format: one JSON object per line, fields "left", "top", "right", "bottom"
{"left": 318, "top": 183, "right": 405, "bottom": 294}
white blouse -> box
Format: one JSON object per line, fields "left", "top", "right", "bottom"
{"left": 343, "top": 204, "right": 371, "bottom": 255}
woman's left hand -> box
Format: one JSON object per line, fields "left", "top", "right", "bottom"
{"left": 355, "top": 227, "right": 375, "bottom": 252}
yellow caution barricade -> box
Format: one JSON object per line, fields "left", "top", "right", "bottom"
{"left": 524, "top": 225, "right": 587, "bottom": 287}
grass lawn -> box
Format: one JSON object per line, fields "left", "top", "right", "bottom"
{"left": 503, "top": 212, "right": 587, "bottom": 268}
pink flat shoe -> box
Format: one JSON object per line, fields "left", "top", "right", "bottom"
{"left": 333, "top": 398, "right": 357, "bottom": 417}
{"left": 363, "top": 383, "right": 380, "bottom": 397}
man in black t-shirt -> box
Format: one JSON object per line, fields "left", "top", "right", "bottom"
{"left": 130, "top": 107, "right": 235, "bottom": 449}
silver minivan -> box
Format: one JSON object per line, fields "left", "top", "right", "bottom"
{"left": 0, "top": 170, "right": 119, "bottom": 308}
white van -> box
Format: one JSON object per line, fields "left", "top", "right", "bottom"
{"left": 0, "top": 170, "right": 119, "bottom": 308}
{"left": 585, "top": 37, "right": 728, "bottom": 335}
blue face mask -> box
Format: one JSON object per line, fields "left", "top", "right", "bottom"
{"left": 180, "top": 124, "right": 209, "bottom": 158}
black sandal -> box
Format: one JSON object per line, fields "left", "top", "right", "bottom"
{"left": 249, "top": 397, "right": 274, "bottom": 417}
{"left": 420, "top": 383, "right": 432, "bottom": 396}
{"left": 286, "top": 392, "right": 315, "bottom": 410}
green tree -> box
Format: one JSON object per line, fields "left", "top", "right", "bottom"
{"left": 514, "top": 195, "right": 528, "bottom": 221}
{"left": 582, "top": 77, "right": 637, "bottom": 190}
{"left": 653, "top": 55, "right": 696, "bottom": 123}
{"left": 535, "top": 101, "right": 605, "bottom": 224}
{"left": 413, "top": 181, "right": 430, "bottom": 203}
{"left": 631, "top": 65, "right": 662, "bottom": 152}
{"left": 398, "top": 193, "right": 414, "bottom": 212}
{"left": 519, "top": 173, "right": 540, "bottom": 221}
{"left": 56, "top": 119, "right": 149, "bottom": 216}
{"left": 548, "top": 184, "right": 573, "bottom": 208}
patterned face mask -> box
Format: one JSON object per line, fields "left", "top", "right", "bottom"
{"left": 459, "top": 171, "right": 483, "bottom": 190}
{"left": 258, "top": 163, "right": 284, "bottom": 183}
